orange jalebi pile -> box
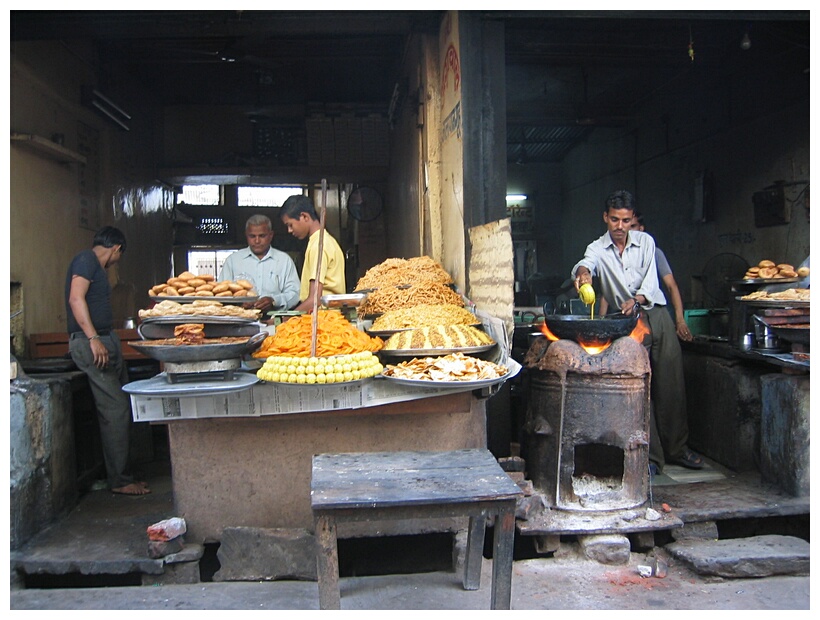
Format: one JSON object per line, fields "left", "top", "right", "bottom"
{"left": 252, "top": 309, "right": 384, "bottom": 358}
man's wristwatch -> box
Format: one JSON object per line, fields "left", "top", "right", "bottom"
{"left": 89, "top": 334, "right": 101, "bottom": 341}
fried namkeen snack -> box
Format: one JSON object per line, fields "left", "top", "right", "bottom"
{"left": 370, "top": 303, "right": 477, "bottom": 331}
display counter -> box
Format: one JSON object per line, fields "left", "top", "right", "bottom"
{"left": 128, "top": 361, "right": 520, "bottom": 543}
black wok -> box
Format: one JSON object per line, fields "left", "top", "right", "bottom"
{"left": 543, "top": 309, "right": 640, "bottom": 345}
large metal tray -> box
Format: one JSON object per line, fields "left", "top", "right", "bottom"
{"left": 733, "top": 277, "right": 800, "bottom": 285}
{"left": 150, "top": 295, "right": 259, "bottom": 305}
{"left": 140, "top": 315, "right": 258, "bottom": 325}
{"left": 127, "top": 331, "right": 267, "bottom": 363}
{"left": 321, "top": 293, "right": 367, "bottom": 308}
{"left": 137, "top": 321, "right": 263, "bottom": 341}
{"left": 378, "top": 364, "right": 519, "bottom": 389}
{"left": 379, "top": 343, "right": 495, "bottom": 357}
{"left": 123, "top": 371, "right": 259, "bottom": 396}
{"left": 735, "top": 296, "right": 810, "bottom": 308}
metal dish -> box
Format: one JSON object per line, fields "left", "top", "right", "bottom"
{"left": 127, "top": 331, "right": 268, "bottom": 363}
{"left": 380, "top": 344, "right": 496, "bottom": 357}
{"left": 368, "top": 323, "right": 482, "bottom": 339}
{"left": 150, "top": 295, "right": 259, "bottom": 305}
{"left": 378, "top": 365, "right": 518, "bottom": 389}
{"left": 735, "top": 297, "right": 810, "bottom": 308}
{"left": 137, "top": 321, "right": 262, "bottom": 341}
{"left": 140, "top": 315, "right": 258, "bottom": 325}
{"left": 123, "top": 371, "right": 259, "bottom": 396}
{"left": 321, "top": 293, "right": 367, "bottom": 308}
{"left": 733, "top": 277, "right": 800, "bottom": 285}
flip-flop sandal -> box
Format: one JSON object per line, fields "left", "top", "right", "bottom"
{"left": 671, "top": 449, "right": 704, "bottom": 470}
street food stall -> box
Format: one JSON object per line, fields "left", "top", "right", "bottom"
{"left": 123, "top": 256, "right": 520, "bottom": 543}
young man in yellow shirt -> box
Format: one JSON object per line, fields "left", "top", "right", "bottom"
{"left": 280, "top": 194, "right": 346, "bottom": 312}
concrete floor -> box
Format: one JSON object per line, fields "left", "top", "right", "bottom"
{"left": 9, "top": 554, "right": 811, "bottom": 610}
{"left": 9, "top": 458, "right": 812, "bottom": 611}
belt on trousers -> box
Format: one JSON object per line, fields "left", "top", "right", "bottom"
{"left": 70, "top": 330, "right": 111, "bottom": 339}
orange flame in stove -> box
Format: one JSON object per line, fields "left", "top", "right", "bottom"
{"left": 577, "top": 339, "right": 611, "bottom": 355}
{"left": 540, "top": 323, "right": 559, "bottom": 341}
{"left": 540, "top": 322, "right": 612, "bottom": 354}
{"left": 629, "top": 315, "right": 651, "bottom": 344}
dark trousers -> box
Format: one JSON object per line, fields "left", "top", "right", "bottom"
{"left": 644, "top": 306, "right": 689, "bottom": 468}
{"left": 69, "top": 331, "right": 135, "bottom": 489}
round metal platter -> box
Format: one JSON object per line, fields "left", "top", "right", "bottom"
{"left": 379, "top": 343, "right": 495, "bottom": 357}
{"left": 735, "top": 297, "right": 810, "bottom": 307}
{"left": 368, "top": 323, "right": 482, "bottom": 339}
{"left": 150, "top": 295, "right": 259, "bottom": 305}
{"left": 378, "top": 366, "right": 517, "bottom": 389}
{"left": 127, "top": 332, "right": 267, "bottom": 363}
{"left": 140, "top": 315, "right": 258, "bottom": 324}
{"left": 123, "top": 371, "right": 259, "bottom": 396}
{"left": 733, "top": 277, "right": 800, "bottom": 285}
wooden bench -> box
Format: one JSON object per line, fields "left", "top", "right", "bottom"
{"left": 28, "top": 330, "right": 147, "bottom": 360}
{"left": 311, "top": 449, "right": 523, "bottom": 610}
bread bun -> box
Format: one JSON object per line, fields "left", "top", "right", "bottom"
{"left": 178, "top": 271, "right": 196, "bottom": 281}
{"left": 227, "top": 282, "right": 244, "bottom": 292}
{"left": 195, "top": 283, "right": 215, "bottom": 292}
{"left": 779, "top": 269, "right": 798, "bottom": 278}
{"left": 216, "top": 290, "right": 235, "bottom": 297}
{"left": 212, "top": 282, "right": 231, "bottom": 294}
{"left": 234, "top": 289, "right": 249, "bottom": 297}
{"left": 177, "top": 286, "right": 196, "bottom": 295}
{"left": 236, "top": 279, "right": 254, "bottom": 290}
{"left": 199, "top": 274, "right": 215, "bottom": 282}
{"left": 187, "top": 278, "right": 206, "bottom": 288}
{"left": 759, "top": 267, "right": 778, "bottom": 279}
{"left": 758, "top": 259, "right": 776, "bottom": 268}
{"left": 163, "top": 286, "right": 180, "bottom": 296}
{"left": 776, "top": 264, "right": 794, "bottom": 272}
{"left": 797, "top": 266, "right": 811, "bottom": 277}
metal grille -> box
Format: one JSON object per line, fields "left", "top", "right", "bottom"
{"left": 196, "top": 217, "right": 229, "bottom": 235}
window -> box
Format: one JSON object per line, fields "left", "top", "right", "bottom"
{"left": 178, "top": 185, "right": 221, "bottom": 206}
{"left": 187, "top": 249, "right": 236, "bottom": 279}
{"left": 238, "top": 186, "right": 305, "bottom": 207}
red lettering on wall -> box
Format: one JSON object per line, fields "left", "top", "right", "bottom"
{"left": 441, "top": 44, "right": 461, "bottom": 94}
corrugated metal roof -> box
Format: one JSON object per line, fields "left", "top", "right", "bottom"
{"left": 507, "top": 125, "right": 593, "bottom": 164}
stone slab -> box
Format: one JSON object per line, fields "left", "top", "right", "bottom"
{"left": 665, "top": 534, "right": 809, "bottom": 578}
{"left": 213, "top": 527, "right": 317, "bottom": 582}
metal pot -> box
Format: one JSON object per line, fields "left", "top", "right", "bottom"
{"left": 542, "top": 310, "right": 640, "bottom": 345}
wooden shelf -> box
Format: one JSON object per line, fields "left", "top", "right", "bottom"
{"left": 10, "top": 133, "right": 87, "bottom": 164}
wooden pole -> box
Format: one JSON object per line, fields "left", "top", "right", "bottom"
{"left": 310, "top": 179, "right": 328, "bottom": 357}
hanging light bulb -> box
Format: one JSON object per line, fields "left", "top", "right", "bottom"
{"left": 740, "top": 29, "right": 751, "bottom": 50}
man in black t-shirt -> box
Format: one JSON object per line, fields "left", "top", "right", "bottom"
{"left": 65, "top": 226, "right": 149, "bottom": 495}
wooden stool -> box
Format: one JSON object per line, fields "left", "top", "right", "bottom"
{"left": 311, "top": 449, "right": 523, "bottom": 609}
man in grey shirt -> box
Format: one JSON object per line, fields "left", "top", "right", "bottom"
{"left": 573, "top": 190, "right": 703, "bottom": 474}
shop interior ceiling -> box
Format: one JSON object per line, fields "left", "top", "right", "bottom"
{"left": 11, "top": 10, "right": 809, "bottom": 168}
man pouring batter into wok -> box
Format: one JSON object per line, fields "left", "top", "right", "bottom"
{"left": 571, "top": 190, "right": 704, "bottom": 476}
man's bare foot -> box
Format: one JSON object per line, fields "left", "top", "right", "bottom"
{"left": 112, "top": 482, "right": 151, "bottom": 495}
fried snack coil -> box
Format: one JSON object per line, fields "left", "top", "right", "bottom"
{"left": 252, "top": 309, "right": 383, "bottom": 358}
{"left": 359, "top": 282, "right": 464, "bottom": 316}
{"left": 370, "top": 304, "right": 478, "bottom": 331}
{"left": 354, "top": 256, "right": 453, "bottom": 291}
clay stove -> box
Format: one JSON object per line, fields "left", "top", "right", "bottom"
{"left": 523, "top": 336, "right": 651, "bottom": 512}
